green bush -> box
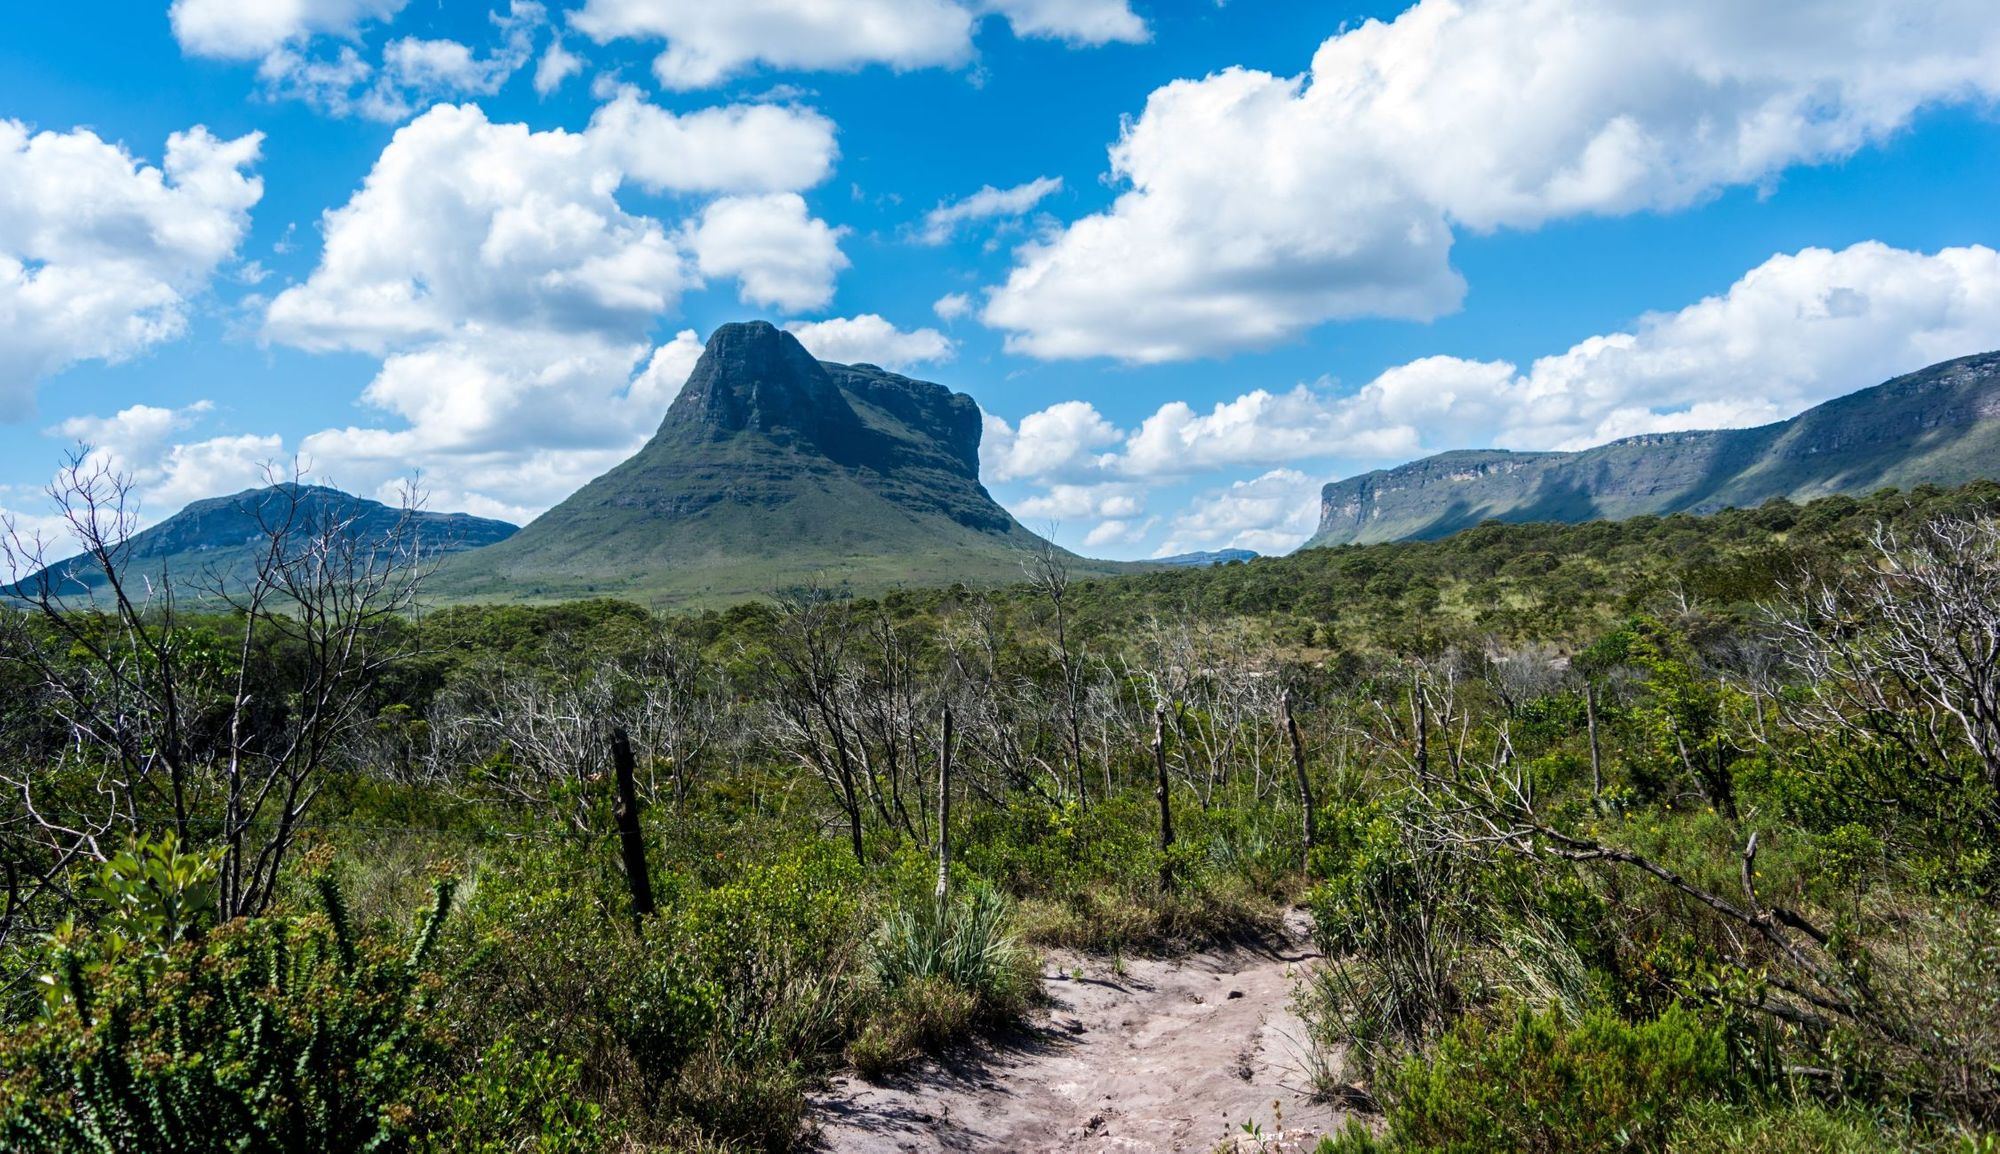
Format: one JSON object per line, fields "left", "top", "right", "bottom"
{"left": 0, "top": 874, "right": 455, "bottom": 1154}
{"left": 1376, "top": 1003, "right": 1729, "bottom": 1154}
{"left": 422, "top": 1033, "right": 606, "bottom": 1154}
{"left": 870, "top": 884, "right": 1033, "bottom": 1012}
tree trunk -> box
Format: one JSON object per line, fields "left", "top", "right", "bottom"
{"left": 1154, "top": 706, "right": 1176, "bottom": 893}
{"left": 1584, "top": 682, "right": 1603, "bottom": 800}
{"left": 1283, "top": 691, "right": 1317, "bottom": 873}
{"left": 611, "top": 727, "right": 655, "bottom": 921}
{"left": 936, "top": 705, "right": 953, "bottom": 904}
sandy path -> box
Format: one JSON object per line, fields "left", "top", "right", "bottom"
{"left": 810, "top": 914, "right": 1343, "bottom": 1153}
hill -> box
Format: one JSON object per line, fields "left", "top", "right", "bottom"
{"left": 7, "top": 483, "right": 517, "bottom": 601}
{"left": 434, "top": 321, "right": 1115, "bottom": 604}
{"left": 1307, "top": 350, "right": 2000, "bottom": 546}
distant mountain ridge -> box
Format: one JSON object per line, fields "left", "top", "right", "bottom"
{"left": 7, "top": 484, "right": 518, "bottom": 600}
{"left": 1307, "top": 351, "right": 2000, "bottom": 547}
{"left": 435, "top": 321, "right": 1112, "bottom": 604}
{"left": 1153, "top": 549, "right": 1259, "bottom": 568}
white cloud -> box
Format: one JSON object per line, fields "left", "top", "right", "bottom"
{"left": 572, "top": 0, "right": 1144, "bottom": 89}
{"left": 295, "top": 331, "right": 683, "bottom": 513}
{"left": 204, "top": 1, "right": 548, "bottom": 122}
{"left": 980, "top": 0, "right": 1145, "bottom": 46}
{"left": 628, "top": 328, "right": 705, "bottom": 412}
{"left": 169, "top": 0, "right": 407, "bottom": 60}
{"left": 1083, "top": 517, "right": 1153, "bottom": 548}
{"left": 786, "top": 315, "right": 953, "bottom": 369}
{"left": 1012, "top": 481, "right": 1143, "bottom": 522}
{"left": 919, "top": 175, "right": 1060, "bottom": 244}
{"left": 980, "top": 401, "right": 1121, "bottom": 483}
{"left": 984, "top": 0, "right": 2000, "bottom": 361}
{"left": 589, "top": 86, "right": 838, "bottom": 194}
{"left": 266, "top": 103, "right": 689, "bottom": 354}
{"left": 933, "top": 292, "right": 973, "bottom": 321}
{"left": 1157, "top": 469, "right": 1319, "bottom": 557}
{"left": 0, "top": 121, "right": 263, "bottom": 418}
{"left": 574, "top": 0, "right": 975, "bottom": 89}
{"left": 48, "top": 400, "right": 283, "bottom": 521}
{"left": 1411, "top": 241, "right": 2000, "bottom": 452}
{"left": 994, "top": 241, "right": 2000, "bottom": 557}
{"left": 535, "top": 40, "right": 585, "bottom": 95}
{"left": 262, "top": 94, "right": 846, "bottom": 517}
{"left": 685, "top": 193, "right": 848, "bottom": 312}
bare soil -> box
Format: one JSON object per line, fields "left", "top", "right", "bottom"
{"left": 810, "top": 913, "right": 1345, "bottom": 1153}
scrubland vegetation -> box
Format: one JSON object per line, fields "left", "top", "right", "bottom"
{"left": 5, "top": 475, "right": 2000, "bottom": 1151}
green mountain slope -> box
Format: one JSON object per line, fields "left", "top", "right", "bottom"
{"left": 1307, "top": 350, "right": 2000, "bottom": 547}
{"left": 434, "top": 321, "right": 1116, "bottom": 605}
{"left": 7, "top": 484, "right": 517, "bottom": 601}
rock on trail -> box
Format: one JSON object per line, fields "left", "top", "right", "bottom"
{"left": 811, "top": 914, "right": 1343, "bottom": 1153}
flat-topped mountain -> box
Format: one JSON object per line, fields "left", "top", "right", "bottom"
{"left": 7, "top": 484, "right": 518, "bottom": 600}
{"left": 1307, "top": 351, "right": 2000, "bottom": 547}
{"left": 435, "top": 321, "right": 1104, "bottom": 603}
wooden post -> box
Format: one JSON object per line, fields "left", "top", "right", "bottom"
{"left": 611, "top": 727, "right": 655, "bottom": 920}
{"left": 935, "top": 704, "right": 953, "bottom": 904}
{"left": 1283, "top": 691, "right": 1317, "bottom": 873}
{"left": 1584, "top": 681, "right": 1603, "bottom": 800}
{"left": 1413, "top": 671, "right": 1429, "bottom": 778}
{"left": 1153, "top": 705, "right": 1175, "bottom": 893}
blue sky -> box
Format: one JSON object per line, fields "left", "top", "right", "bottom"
{"left": 3, "top": 1, "right": 1999, "bottom": 565}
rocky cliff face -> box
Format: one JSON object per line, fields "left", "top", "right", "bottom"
{"left": 434, "top": 321, "right": 1083, "bottom": 603}
{"left": 1308, "top": 351, "right": 2000, "bottom": 547}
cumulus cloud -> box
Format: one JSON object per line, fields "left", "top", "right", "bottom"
{"left": 0, "top": 121, "right": 263, "bottom": 418}
{"left": 1312, "top": 242, "right": 2000, "bottom": 455}
{"left": 589, "top": 86, "right": 839, "bottom": 194}
{"left": 573, "top": 0, "right": 1143, "bottom": 89}
{"left": 685, "top": 193, "right": 849, "bottom": 312}
{"left": 994, "top": 241, "right": 2000, "bottom": 556}
{"left": 981, "top": 401, "right": 1122, "bottom": 483}
{"left": 919, "top": 175, "right": 1061, "bottom": 244}
{"left": 264, "top": 98, "right": 844, "bottom": 515}
{"left": 1156, "top": 469, "right": 1319, "bottom": 557}
{"left": 49, "top": 400, "right": 283, "bottom": 520}
{"left": 786, "top": 315, "right": 954, "bottom": 369}
{"left": 984, "top": 0, "right": 2000, "bottom": 361}
{"left": 192, "top": 0, "right": 550, "bottom": 122}
{"left": 266, "top": 103, "right": 688, "bottom": 353}
{"left": 981, "top": 0, "right": 1146, "bottom": 46}
{"left": 169, "top": 0, "right": 407, "bottom": 60}
{"left": 1011, "top": 481, "right": 1144, "bottom": 522}
{"left": 933, "top": 292, "right": 973, "bottom": 321}
{"left": 534, "top": 40, "right": 586, "bottom": 95}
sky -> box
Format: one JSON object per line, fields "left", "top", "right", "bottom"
{"left": 3, "top": 1, "right": 1999, "bottom": 568}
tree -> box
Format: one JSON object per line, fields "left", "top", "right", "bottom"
{"left": 1775, "top": 516, "right": 2000, "bottom": 824}
{"left": 1, "top": 457, "right": 429, "bottom": 920}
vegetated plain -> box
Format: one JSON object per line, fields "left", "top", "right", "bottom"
{"left": 4, "top": 478, "right": 2000, "bottom": 1152}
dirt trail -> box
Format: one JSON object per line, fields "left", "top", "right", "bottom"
{"left": 811, "top": 914, "right": 1343, "bottom": 1153}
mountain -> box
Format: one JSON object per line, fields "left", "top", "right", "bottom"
{"left": 1307, "top": 351, "right": 2000, "bottom": 547}
{"left": 7, "top": 484, "right": 518, "bottom": 600}
{"left": 434, "top": 321, "right": 1109, "bottom": 604}
{"left": 1152, "top": 549, "right": 1259, "bottom": 568}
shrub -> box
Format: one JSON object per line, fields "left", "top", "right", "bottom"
{"left": 870, "top": 884, "right": 1034, "bottom": 1015}
{"left": 0, "top": 874, "right": 455, "bottom": 1154}
{"left": 1376, "top": 1003, "right": 1729, "bottom": 1154}
{"left": 422, "top": 1033, "right": 606, "bottom": 1154}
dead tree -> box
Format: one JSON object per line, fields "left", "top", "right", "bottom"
{"left": 0, "top": 456, "right": 428, "bottom": 920}
{"left": 1022, "top": 537, "right": 1091, "bottom": 812}
{"left": 1153, "top": 705, "right": 1175, "bottom": 893}
{"left": 1774, "top": 516, "right": 2000, "bottom": 823}
{"left": 935, "top": 704, "right": 953, "bottom": 903}
{"left": 1284, "top": 690, "right": 1318, "bottom": 871}
{"left": 767, "top": 584, "right": 869, "bottom": 865}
